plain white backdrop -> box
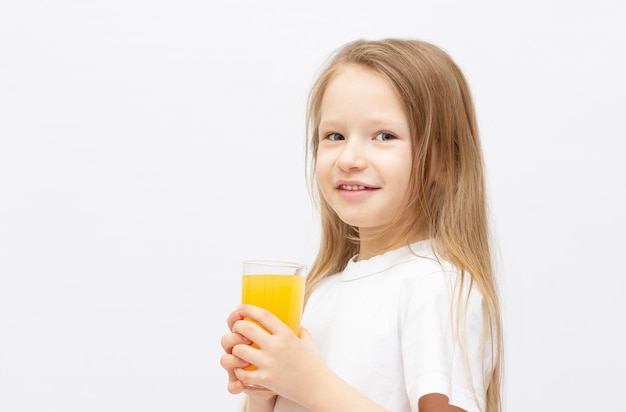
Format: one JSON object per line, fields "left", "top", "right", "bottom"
{"left": 1, "top": 1, "right": 625, "bottom": 411}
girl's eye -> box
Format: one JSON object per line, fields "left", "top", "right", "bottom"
{"left": 326, "top": 133, "right": 344, "bottom": 141}
{"left": 374, "top": 132, "right": 396, "bottom": 141}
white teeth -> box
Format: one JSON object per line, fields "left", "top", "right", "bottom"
{"left": 340, "top": 185, "right": 366, "bottom": 191}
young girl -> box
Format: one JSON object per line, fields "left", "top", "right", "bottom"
{"left": 220, "top": 39, "right": 503, "bottom": 412}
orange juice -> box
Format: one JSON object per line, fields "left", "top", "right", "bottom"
{"left": 240, "top": 261, "right": 306, "bottom": 394}
{"left": 241, "top": 274, "right": 305, "bottom": 334}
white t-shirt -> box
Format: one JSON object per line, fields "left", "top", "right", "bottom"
{"left": 274, "top": 240, "right": 492, "bottom": 412}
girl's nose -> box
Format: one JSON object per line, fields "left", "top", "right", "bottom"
{"left": 336, "top": 137, "right": 367, "bottom": 171}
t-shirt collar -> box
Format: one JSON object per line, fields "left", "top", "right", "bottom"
{"left": 340, "top": 239, "right": 433, "bottom": 281}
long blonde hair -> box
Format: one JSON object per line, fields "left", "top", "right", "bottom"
{"left": 304, "top": 39, "right": 503, "bottom": 412}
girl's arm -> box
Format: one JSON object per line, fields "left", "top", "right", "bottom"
{"left": 231, "top": 305, "right": 389, "bottom": 412}
{"left": 418, "top": 394, "right": 467, "bottom": 412}
{"left": 277, "top": 368, "right": 465, "bottom": 412}
{"left": 293, "top": 365, "right": 389, "bottom": 412}
{"left": 244, "top": 394, "right": 277, "bottom": 412}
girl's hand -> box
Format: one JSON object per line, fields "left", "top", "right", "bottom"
{"left": 220, "top": 309, "right": 277, "bottom": 405}
{"left": 230, "top": 304, "right": 329, "bottom": 406}
{"left": 220, "top": 309, "right": 250, "bottom": 394}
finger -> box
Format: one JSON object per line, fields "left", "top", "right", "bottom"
{"left": 227, "top": 310, "right": 245, "bottom": 331}
{"left": 236, "top": 304, "right": 293, "bottom": 335}
{"left": 233, "top": 367, "right": 263, "bottom": 390}
{"left": 220, "top": 354, "right": 249, "bottom": 394}
{"left": 231, "top": 342, "right": 264, "bottom": 368}
{"left": 227, "top": 378, "right": 244, "bottom": 394}
{"left": 221, "top": 332, "right": 252, "bottom": 353}
{"left": 232, "top": 319, "right": 275, "bottom": 349}
{"left": 220, "top": 353, "right": 250, "bottom": 371}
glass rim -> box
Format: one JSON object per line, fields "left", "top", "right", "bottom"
{"left": 242, "top": 259, "right": 307, "bottom": 270}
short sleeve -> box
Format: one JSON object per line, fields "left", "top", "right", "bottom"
{"left": 401, "top": 271, "right": 490, "bottom": 412}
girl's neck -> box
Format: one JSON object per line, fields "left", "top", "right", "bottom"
{"left": 356, "top": 229, "right": 427, "bottom": 261}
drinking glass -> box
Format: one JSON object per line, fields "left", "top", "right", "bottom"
{"left": 240, "top": 260, "right": 307, "bottom": 395}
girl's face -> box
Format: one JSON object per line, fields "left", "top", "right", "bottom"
{"left": 315, "top": 64, "right": 413, "bottom": 232}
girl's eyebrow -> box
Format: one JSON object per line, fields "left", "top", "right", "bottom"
{"left": 319, "top": 115, "right": 406, "bottom": 126}
{"left": 319, "top": 117, "right": 407, "bottom": 131}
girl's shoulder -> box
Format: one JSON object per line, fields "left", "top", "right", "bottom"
{"left": 394, "top": 244, "right": 484, "bottom": 305}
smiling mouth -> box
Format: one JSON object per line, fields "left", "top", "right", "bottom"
{"left": 338, "top": 184, "right": 376, "bottom": 191}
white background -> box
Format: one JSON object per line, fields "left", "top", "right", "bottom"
{"left": 1, "top": 1, "right": 625, "bottom": 411}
